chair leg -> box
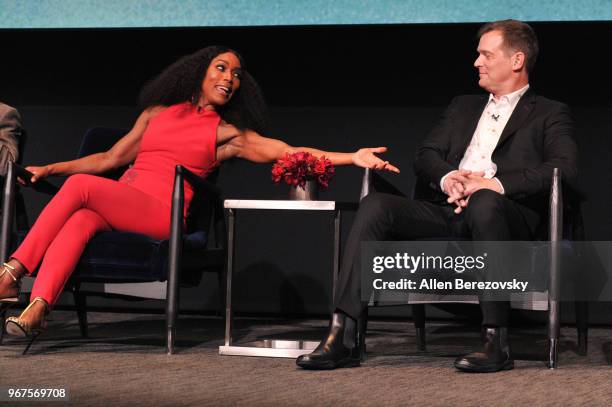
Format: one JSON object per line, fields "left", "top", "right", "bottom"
{"left": 575, "top": 301, "right": 588, "bottom": 356}
{"left": 167, "top": 325, "right": 175, "bottom": 355}
{"left": 73, "top": 289, "right": 88, "bottom": 338}
{"left": 166, "top": 265, "right": 179, "bottom": 355}
{"left": 166, "top": 286, "right": 178, "bottom": 355}
{"left": 166, "top": 277, "right": 179, "bottom": 355}
{"left": 547, "top": 338, "right": 559, "bottom": 369}
{"left": 358, "top": 307, "right": 368, "bottom": 361}
{"left": 0, "top": 309, "right": 6, "bottom": 345}
{"left": 547, "top": 299, "right": 560, "bottom": 369}
{"left": 413, "top": 304, "right": 426, "bottom": 351}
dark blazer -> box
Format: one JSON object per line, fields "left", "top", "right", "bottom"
{"left": 0, "top": 102, "right": 22, "bottom": 176}
{"left": 413, "top": 89, "right": 577, "bottom": 212}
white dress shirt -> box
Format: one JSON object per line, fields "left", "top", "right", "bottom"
{"left": 440, "top": 84, "right": 530, "bottom": 195}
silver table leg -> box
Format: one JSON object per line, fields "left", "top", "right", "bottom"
{"left": 224, "top": 208, "right": 235, "bottom": 348}
{"left": 332, "top": 209, "right": 341, "bottom": 305}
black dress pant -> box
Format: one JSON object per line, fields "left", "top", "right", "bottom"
{"left": 334, "top": 189, "right": 540, "bottom": 327}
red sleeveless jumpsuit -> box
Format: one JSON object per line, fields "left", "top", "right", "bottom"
{"left": 12, "top": 102, "right": 220, "bottom": 306}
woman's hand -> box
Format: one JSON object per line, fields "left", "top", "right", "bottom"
{"left": 18, "top": 165, "right": 51, "bottom": 185}
{"left": 352, "top": 147, "right": 400, "bottom": 173}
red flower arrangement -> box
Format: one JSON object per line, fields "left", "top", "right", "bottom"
{"left": 271, "top": 151, "right": 335, "bottom": 189}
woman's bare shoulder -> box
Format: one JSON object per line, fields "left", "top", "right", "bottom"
{"left": 143, "top": 105, "right": 168, "bottom": 120}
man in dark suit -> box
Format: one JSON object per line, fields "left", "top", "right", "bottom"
{"left": 296, "top": 19, "right": 577, "bottom": 373}
{"left": 0, "top": 102, "right": 22, "bottom": 177}
{"left": 0, "top": 102, "right": 22, "bottom": 218}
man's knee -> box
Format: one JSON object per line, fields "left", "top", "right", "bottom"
{"left": 357, "top": 193, "right": 394, "bottom": 225}
{"left": 464, "top": 189, "right": 506, "bottom": 227}
{"left": 466, "top": 189, "right": 504, "bottom": 213}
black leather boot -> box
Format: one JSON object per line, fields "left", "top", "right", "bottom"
{"left": 296, "top": 312, "right": 361, "bottom": 370}
{"left": 454, "top": 326, "right": 514, "bottom": 373}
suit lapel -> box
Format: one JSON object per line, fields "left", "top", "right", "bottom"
{"left": 495, "top": 88, "right": 536, "bottom": 149}
{"left": 457, "top": 96, "right": 489, "bottom": 155}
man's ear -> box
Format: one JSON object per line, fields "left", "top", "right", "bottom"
{"left": 512, "top": 52, "right": 526, "bottom": 71}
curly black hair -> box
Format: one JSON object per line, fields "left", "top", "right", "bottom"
{"left": 139, "top": 45, "right": 270, "bottom": 135}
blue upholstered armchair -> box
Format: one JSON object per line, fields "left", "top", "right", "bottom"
{"left": 0, "top": 128, "right": 226, "bottom": 354}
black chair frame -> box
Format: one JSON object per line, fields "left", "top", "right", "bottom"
{"left": 360, "top": 167, "right": 588, "bottom": 368}
{"left": 1, "top": 153, "right": 226, "bottom": 354}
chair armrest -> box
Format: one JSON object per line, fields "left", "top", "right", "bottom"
{"left": 550, "top": 168, "right": 563, "bottom": 242}
{"left": 12, "top": 163, "right": 59, "bottom": 195}
{"left": 173, "top": 165, "right": 226, "bottom": 249}
{"left": 177, "top": 165, "right": 221, "bottom": 201}
{"left": 360, "top": 168, "right": 407, "bottom": 201}
{"left": 1, "top": 163, "right": 18, "bottom": 261}
{"left": 2, "top": 163, "right": 60, "bottom": 260}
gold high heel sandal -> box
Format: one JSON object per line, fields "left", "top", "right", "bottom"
{"left": 5, "top": 297, "right": 49, "bottom": 354}
{"left": 0, "top": 263, "right": 22, "bottom": 344}
{"left": 0, "top": 262, "right": 21, "bottom": 306}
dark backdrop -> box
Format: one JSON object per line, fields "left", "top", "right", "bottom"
{"left": 2, "top": 22, "right": 611, "bottom": 320}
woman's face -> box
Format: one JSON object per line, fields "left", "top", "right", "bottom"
{"left": 199, "top": 52, "right": 242, "bottom": 108}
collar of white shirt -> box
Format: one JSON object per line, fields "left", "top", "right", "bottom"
{"left": 488, "top": 84, "right": 530, "bottom": 108}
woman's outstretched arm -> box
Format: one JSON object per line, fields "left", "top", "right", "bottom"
{"left": 217, "top": 127, "right": 400, "bottom": 173}
{"left": 24, "top": 107, "right": 164, "bottom": 183}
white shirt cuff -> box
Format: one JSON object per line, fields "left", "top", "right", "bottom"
{"left": 493, "top": 177, "right": 505, "bottom": 194}
{"left": 440, "top": 170, "right": 457, "bottom": 194}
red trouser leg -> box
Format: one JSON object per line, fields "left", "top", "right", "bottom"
{"left": 12, "top": 174, "right": 171, "bottom": 306}
{"left": 31, "top": 208, "right": 111, "bottom": 305}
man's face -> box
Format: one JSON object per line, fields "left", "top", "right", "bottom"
{"left": 474, "top": 30, "right": 516, "bottom": 94}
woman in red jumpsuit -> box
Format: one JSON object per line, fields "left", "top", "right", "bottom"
{"left": 0, "top": 46, "right": 398, "bottom": 339}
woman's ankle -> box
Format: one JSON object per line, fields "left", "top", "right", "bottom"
{"left": 22, "top": 298, "right": 49, "bottom": 323}
{"left": 5, "top": 259, "right": 27, "bottom": 279}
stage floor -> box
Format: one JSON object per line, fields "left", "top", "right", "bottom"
{"left": 1, "top": 310, "right": 611, "bottom": 406}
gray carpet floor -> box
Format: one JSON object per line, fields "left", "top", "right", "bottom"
{"left": 1, "top": 309, "right": 612, "bottom": 406}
